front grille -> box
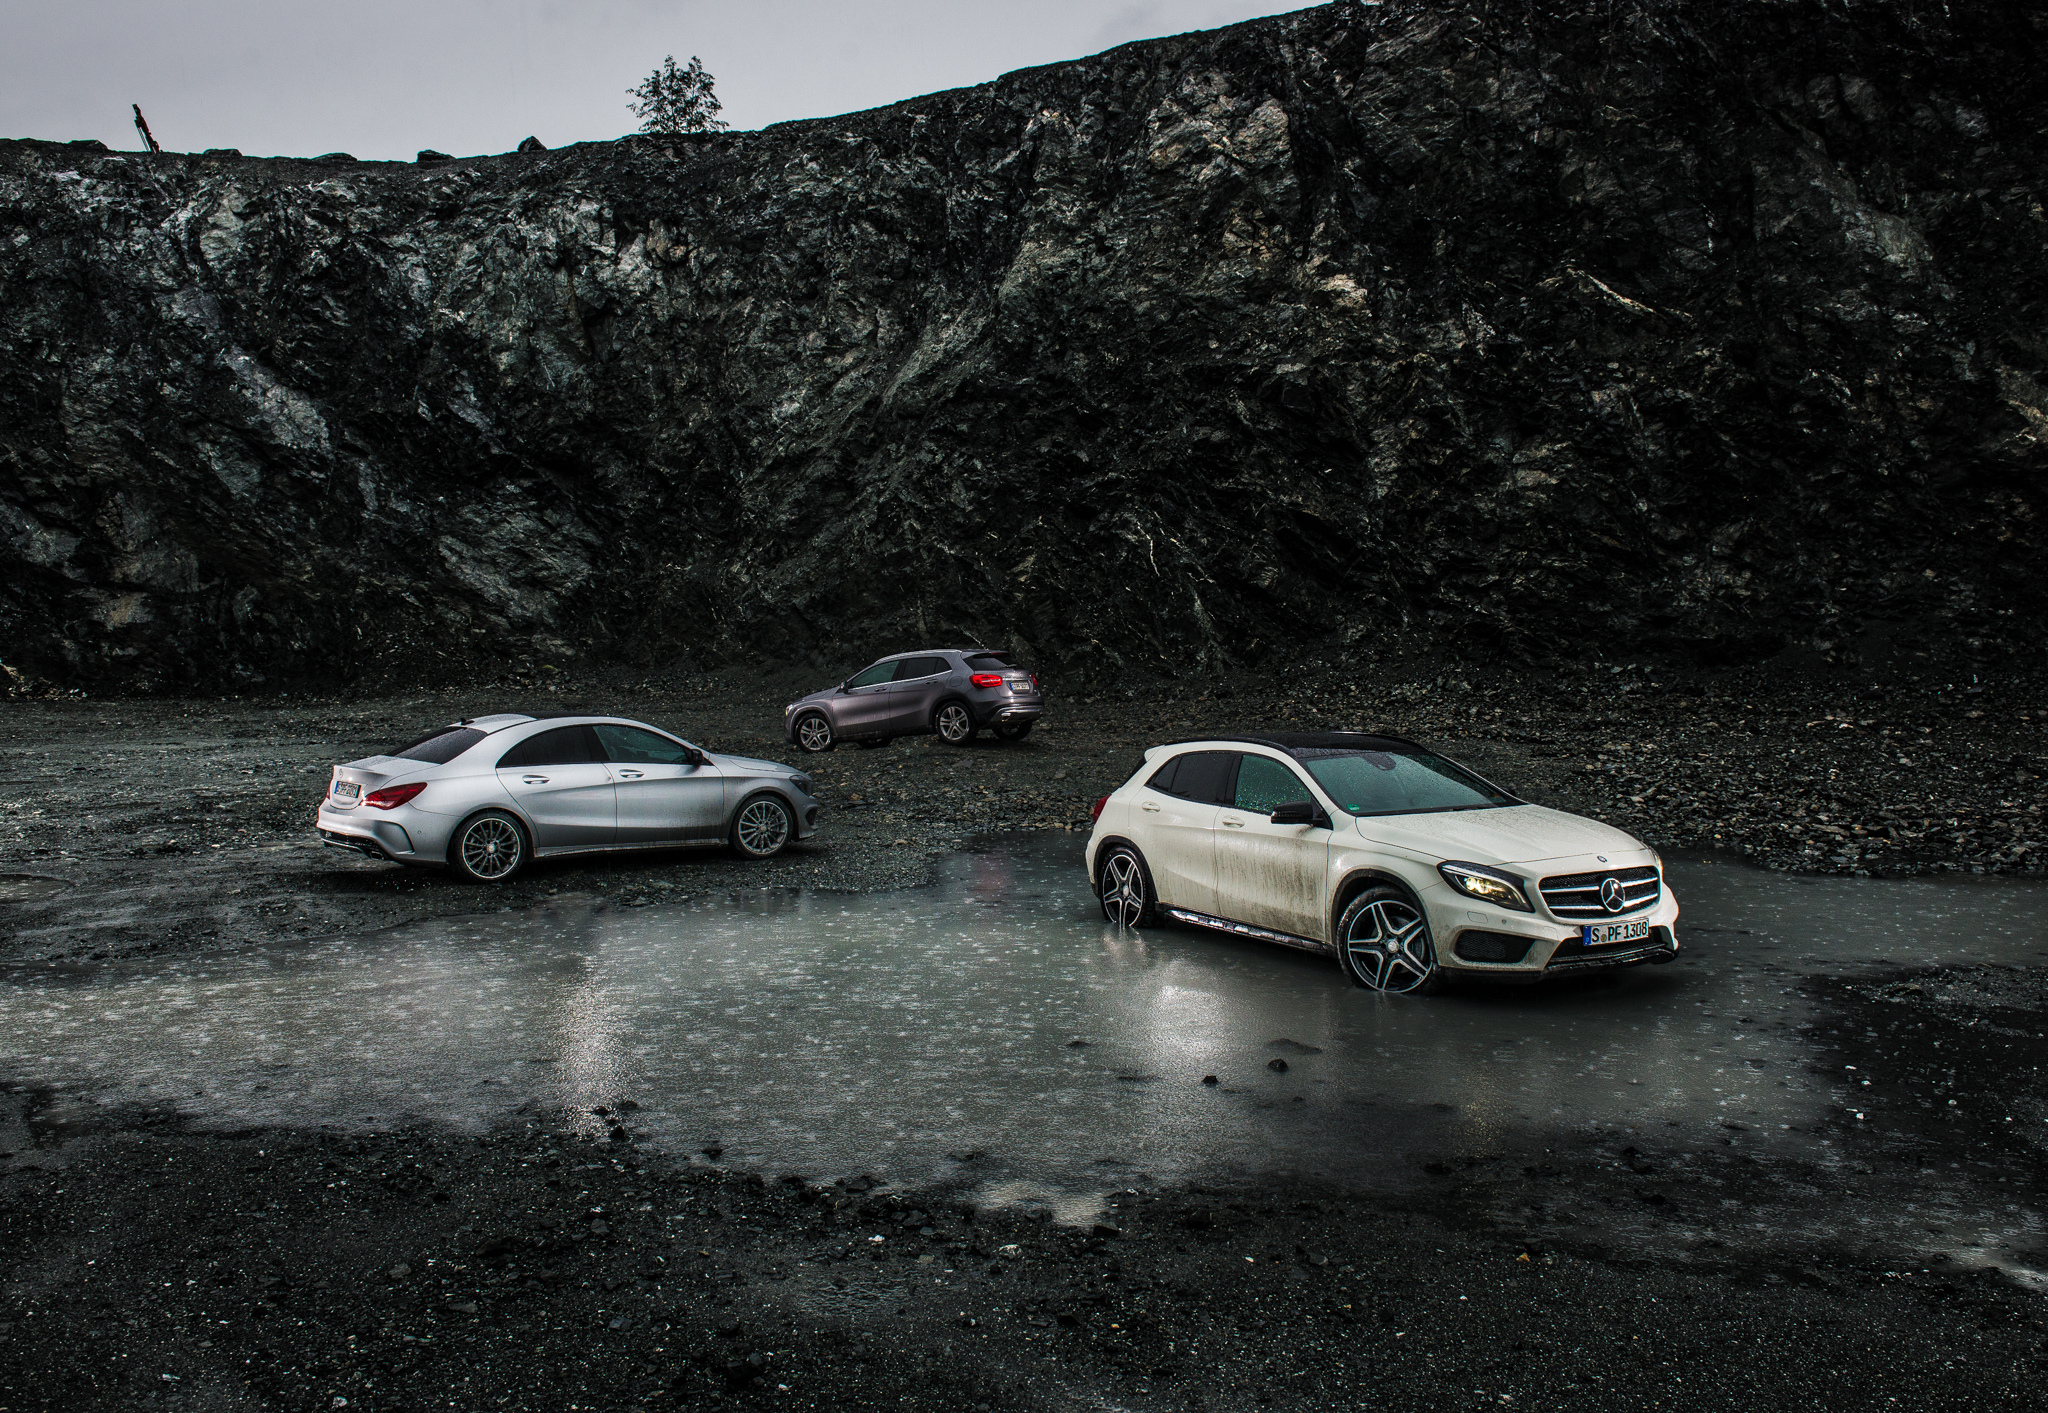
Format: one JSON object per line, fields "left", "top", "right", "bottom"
{"left": 1538, "top": 865, "right": 1661, "bottom": 919}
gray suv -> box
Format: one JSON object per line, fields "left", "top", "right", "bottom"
{"left": 784, "top": 649, "right": 1043, "bottom": 752}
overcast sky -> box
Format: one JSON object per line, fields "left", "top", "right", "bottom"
{"left": 2, "top": 1, "right": 1323, "bottom": 162}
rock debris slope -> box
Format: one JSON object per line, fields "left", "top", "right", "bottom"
{"left": 1, "top": 0, "right": 2042, "bottom": 692}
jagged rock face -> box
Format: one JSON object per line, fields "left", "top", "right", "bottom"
{"left": 1, "top": 0, "right": 2042, "bottom": 693}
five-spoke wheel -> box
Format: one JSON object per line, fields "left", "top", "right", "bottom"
{"left": 794, "top": 712, "right": 834, "bottom": 753}
{"left": 731, "top": 794, "right": 794, "bottom": 859}
{"left": 1336, "top": 887, "right": 1440, "bottom": 993}
{"left": 934, "top": 702, "right": 978, "bottom": 746}
{"left": 1097, "top": 845, "right": 1156, "bottom": 929}
{"left": 450, "top": 810, "right": 527, "bottom": 884}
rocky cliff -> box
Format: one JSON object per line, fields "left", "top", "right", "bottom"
{"left": 2, "top": 0, "right": 2042, "bottom": 694}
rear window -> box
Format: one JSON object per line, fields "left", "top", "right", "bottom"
{"left": 964, "top": 652, "right": 1015, "bottom": 671}
{"left": 386, "top": 727, "right": 485, "bottom": 764}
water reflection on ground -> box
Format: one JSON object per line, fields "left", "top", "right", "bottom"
{"left": 4, "top": 836, "right": 2045, "bottom": 1265}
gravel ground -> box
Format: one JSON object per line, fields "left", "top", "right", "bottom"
{"left": 0, "top": 656, "right": 2039, "bottom": 966}
{"left": 3, "top": 1088, "right": 2044, "bottom": 1413}
{"left": 3, "top": 659, "right": 2046, "bottom": 1408}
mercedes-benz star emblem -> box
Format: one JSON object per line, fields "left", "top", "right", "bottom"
{"left": 1600, "top": 877, "right": 1627, "bottom": 912}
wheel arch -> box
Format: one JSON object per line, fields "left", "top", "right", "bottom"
{"left": 1329, "top": 867, "right": 1428, "bottom": 940}
{"left": 1090, "top": 834, "right": 1149, "bottom": 898}
{"left": 445, "top": 803, "right": 534, "bottom": 865}
{"left": 929, "top": 692, "right": 973, "bottom": 724}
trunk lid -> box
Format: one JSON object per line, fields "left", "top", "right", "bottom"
{"left": 327, "top": 759, "right": 400, "bottom": 809}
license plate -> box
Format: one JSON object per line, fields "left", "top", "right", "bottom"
{"left": 332, "top": 782, "right": 360, "bottom": 802}
{"left": 1583, "top": 918, "right": 1650, "bottom": 947}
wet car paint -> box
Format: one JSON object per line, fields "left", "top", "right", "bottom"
{"left": 3, "top": 837, "right": 2045, "bottom": 1274}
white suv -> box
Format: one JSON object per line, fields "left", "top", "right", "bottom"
{"left": 1084, "top": 732, "right": 1679, "bottom": 993}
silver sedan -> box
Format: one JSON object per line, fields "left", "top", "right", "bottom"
{"left": 316, "top": 714, "right": 820, "bottom": 882}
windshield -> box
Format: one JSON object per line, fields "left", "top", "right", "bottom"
{"left": 1296, "top": 746, "right": 1515, "bottom": 816}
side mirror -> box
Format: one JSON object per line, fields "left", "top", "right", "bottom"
{"left": 1270, "top": 800, "right": 1331, "bottom": 828}
{"left": 683, "top": 747, "right": 708, "bottom": 767}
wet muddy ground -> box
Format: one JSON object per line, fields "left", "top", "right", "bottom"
{"left": 3, "top": 663, "right": 2047, "bottom": 1409}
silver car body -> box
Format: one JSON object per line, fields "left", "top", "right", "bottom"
{"left": 783, "top": 648, "right": 1042, "bottom": 746}
{"left": 316, "top": 713, "right": 819, "bottom": 867}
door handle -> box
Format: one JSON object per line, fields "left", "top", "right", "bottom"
{"left": 521, "top": 775, "right": 549, "bottom": 784}
{"left": 1141, "top": 802, "right": 1161, "bottom": 813}
{"left": 616, "top": 770, "right": 644, "bottom": 779}
{"left": 1221, "top": 816, "right": 1246, "bottom": 828}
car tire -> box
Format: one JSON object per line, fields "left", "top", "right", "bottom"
{"left": 1335, "top": 887, "right": 1442, "bottom": 994}
{"left": 793, "top": 711, "right": 835, "bottom": 753}
{"left": 730, "top": 793, "right": 795, "bottom": 859}
{"left": 449, "top": 809, "right": 528, "bottom": 884}
{"left": 993, "top": 720, "right": 1033, "bottom": 742}
{"left": 933, "top": 701, "right": 978, "bottom": 746}
{"left": 1097, "top": 844, "right": 1158, "bottom": 929}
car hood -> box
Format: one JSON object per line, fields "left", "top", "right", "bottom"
{"left": 1350, "top": 804, "right": 1647, "bottom": 867}
{"left": 712, "top": 752, "right": 797, "bottom": 776}
{"left": 790, "top": 686, "right": 840, "bottom": 708}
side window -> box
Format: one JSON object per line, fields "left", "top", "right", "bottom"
{"left": 1235, "top": 754, "right": 1309, "bottom": 813}
{"left": 593, "top": 724, "right": 694, "bottom": 765}
{"left": 846, "top": 661, "right": 896, "bottom": 688}
{"left": 893, "top": 656, "right": 948, "bottom": 680}
{"left": 1145, "top": 756, "right": 1180, "bottom": 794}
{"left": 497, "top": 725, "right": 597, "bottom": 768}
{"left": 1169, "top": 751, "right": 1238, "bottom": 805}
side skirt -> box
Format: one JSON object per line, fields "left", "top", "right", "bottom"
{"left": 1160, "top": 907, "right": 1336, "bottom": 958}
{"left": 535, "top": 839, "right": 725, "bottom": 859}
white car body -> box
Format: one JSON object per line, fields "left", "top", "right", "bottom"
{"left": 1085, "top": 733, "right": 1680, "bottom": 986}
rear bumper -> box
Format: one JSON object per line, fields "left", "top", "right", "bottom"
{"left": 316, "top": 800, "right": 449, "bottom": 863}
{"left": 319, "top": 825, "right": 418, "bottom": 864}
{"left": 972, "top": 698, "right": 1043, "bottom": 728}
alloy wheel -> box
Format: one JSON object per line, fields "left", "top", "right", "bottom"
{"left": 1343, "top": 897, "right": 1436, "bottom": 993}
{"left": 1101, "top": 850, "right": 1147, "bottom": 928}
{"left": 461, "top": 816, "right": 522, "bottom": 881}
{"left": 796, "top": 714, "right": 833, "bottom": 752}
{"left": 936, "top": 704, "right": 973, "bottom": 744}
{"left": 735, "top": 798, "right": 791, "bottom": 857}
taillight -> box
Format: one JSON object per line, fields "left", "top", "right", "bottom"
{"left": 364, "top": 782, "right": 426, "bottom": 810}
{"left": 969, "top": 673, "right": 1003, "bottom": 689}
{"left": 1030, "top": 674, "right": 1040, "bottom": 689}
{"left": 1090, "top": 795, "right": 1109, "bottom": 822}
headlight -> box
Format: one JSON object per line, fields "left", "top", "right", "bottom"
{"left": 790, "top": 775, "right": 813, "bottom": 795}
{"left": 1437, "top": 861, "right": 1533, "bottom": 912}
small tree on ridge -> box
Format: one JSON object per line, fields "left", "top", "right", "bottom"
{"left": 629, "top": 55, "right": 729, "bottom": 134}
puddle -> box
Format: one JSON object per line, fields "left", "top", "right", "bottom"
{"left": 0, "top": 875, "right": 72, "bottom": 903}
{"left": 3, "top": 838, "right": 2045, "bottom": 1269}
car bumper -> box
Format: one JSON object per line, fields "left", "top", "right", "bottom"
{"left": 971, "top": 697, "right": 1043, "bottom": 728}
{"left": 1425, "top": 879, "right": 1681, "bottom": 984}
{"left": 315, "top": 801, "right": 453, "bottom": 864}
